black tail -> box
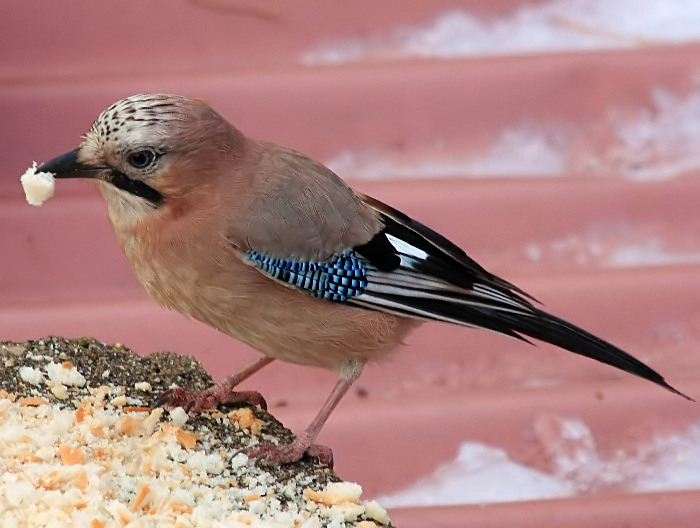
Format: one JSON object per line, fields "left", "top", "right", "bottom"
{"left": 487, "top": 306, "right": 693, "bottom": 401}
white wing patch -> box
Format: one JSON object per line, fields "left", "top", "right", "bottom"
{"left": 349, "top": 234, "right": 536, "bottom": 324}
{"left": 386, "top": 233, "right": 428, "bottom": 261}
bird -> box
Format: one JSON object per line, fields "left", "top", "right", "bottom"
{"left": 37, "top": 93, "right": 691, "bottom": 465}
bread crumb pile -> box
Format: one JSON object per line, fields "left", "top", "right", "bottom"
{"left": 0, "top": 338, "right": 391, "bottom": 528}
{"left": 20, "top": 162, "right": 55, "bottom": 206}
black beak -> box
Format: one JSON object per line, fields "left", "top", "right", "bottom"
{"left": 37, "top": 149, "right": 111, "bottom": 179}
{"left": 37, "top": 148, "right": 164, "bottom": 206}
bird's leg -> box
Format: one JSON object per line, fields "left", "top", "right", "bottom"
{"left": 155, "top": 356, "right": 275, "bottom": 413}
{"left": 247, "top": 358, "right": 364, "bottom": 466}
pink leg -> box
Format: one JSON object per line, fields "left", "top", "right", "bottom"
{"left": 247, "top": 358, "right": 364, "bottom": 466}
{"left": 155, "top": 356, "right": 274, "bottom": 413}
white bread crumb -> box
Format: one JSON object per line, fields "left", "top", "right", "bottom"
{"left": 20, "top": 162, "right": 55, "bottom": 206}
{"left": 304, "top": 481, "right": 363, "bottom": 506}
{"left": 45, "top": 361, "right": 86, "bottom": 387}
{"left": 48, "top": 381, "right": 69, "bottom": 400}
{"left": 134, "top": 381, "right": 152, "bottom": 392}
{"left": 109, "top": 394, "right": 127, "bottom": 407}
{"left": 19, "top": 366, "right": 44, "bottom": 386}
{"left": 168, "top": 406, "right": 189, "bottom": 426}
{"left": 187, "top": 451, "right": 225, "bottom": 475}
{"left": 363, "top": 500, "right": 391, "bottom": 525}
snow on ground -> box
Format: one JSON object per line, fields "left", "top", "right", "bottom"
{"left": 303, "top": 1, "right": 700, "bottom": 65}
{"left": 327, "top": 87, "right": 700, "bottom": 182}
{"left": 604, "top": 240, "right": 700, "bottom": 268}
{"left": 377, "top": 442, "right": 575, "bottom": 507}
{"left": 378, "top": 418, "right": 700, "bottom": 507}
{"left": 328, "top": 126, "right": 568, "bottom": 180}
{"left": 603, "top": 88, "right": 700, "bottom": 182}
{"left": 523, "top": 233, "right": 700, "bottom": 269}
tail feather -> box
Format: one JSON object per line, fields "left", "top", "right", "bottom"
{"left": 494, "top": 307, "right": 693, "bottom": 400}
{"left": 354, "top": 287, "right": 692, "bottom": 400}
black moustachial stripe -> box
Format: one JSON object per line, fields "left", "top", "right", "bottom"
{"left": 108, "top": 172, "right": 164, "bottom": 206}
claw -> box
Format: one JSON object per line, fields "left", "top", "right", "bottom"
{"left": 305, "top": 443, "right": 334, "bottom": 467}
{"left": 245, "top": 433, "right": 333, "bottom": 467}
{"left": 230, "top": 390, "right": 267, "bottom": 411}
{"left": 152, "top": 385, "right": 267, "bottom": 415}
{"left": 152, "top": 387, "right": 183, "bottom": 409}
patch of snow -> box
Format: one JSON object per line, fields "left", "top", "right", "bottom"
{"left": 603, "top": 88, "right": 700, "bottom": 181}
{"left": 329, "top": 86, "right": 700, "bottom": 182}
{"left": 378, "top": 442, "right": 575, "bottom": 507}
{"left": 605, "top": 239, "right": 700, "bottom": 268}
{"left": 303, "top": 1, "right": 700, "bottom": 65}
{"left": 523, "top": 228, "right": 700, "bottom": 270}
{"left": 379, "top": 417, "right": 700, "bottom": 506}
{"left": 633, "top": 422, "right": 700, "bottom": 492}
{"left": 328, "top": 127, "right": 568, "bottom": 180}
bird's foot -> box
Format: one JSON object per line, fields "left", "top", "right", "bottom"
{"left": 246, "top": 432, "right": 333, "bottom": 466}
{"left": 154, "top": 386, "right": 267, "bottom": 414}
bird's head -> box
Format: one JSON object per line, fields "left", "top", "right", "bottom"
{"left": 38, "top": 93, "right": 243, "bottom": 227}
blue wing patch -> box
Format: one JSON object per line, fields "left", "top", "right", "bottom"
{"left": 245, "top": 250, "right": 368, "bottom": 302}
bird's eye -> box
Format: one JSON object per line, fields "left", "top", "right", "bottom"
{"left": 127, "top": 149, "right": 157, "bottom": 169}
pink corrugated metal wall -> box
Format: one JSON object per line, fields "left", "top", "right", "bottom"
{"left": 3, "top": 2, "right": 700, "bottom": 525}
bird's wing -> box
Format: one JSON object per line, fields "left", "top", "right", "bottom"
{"left": 227, "top": 144, "right": 383, "bottom": 261}
{"left": 351, "top": 193, "right": 539, "bottom": 329}
{"left": 242, "top": 191, "right": 689, "bottom": 400}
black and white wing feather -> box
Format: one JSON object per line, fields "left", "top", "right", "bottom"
{"left": 350, "top": 194, "right": 690, "bottom": 400}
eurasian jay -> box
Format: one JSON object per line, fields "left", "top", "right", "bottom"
{"left": 37, "top": 93, "right": 689, "bottom": 464}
